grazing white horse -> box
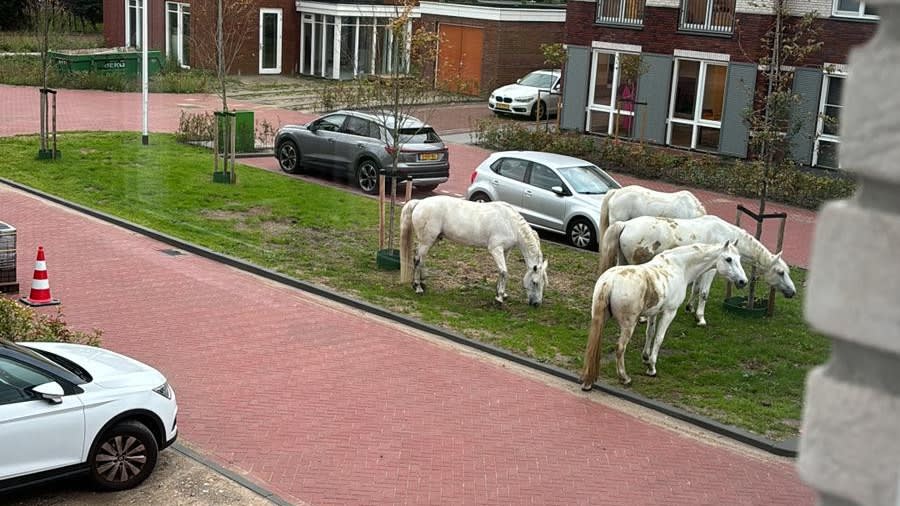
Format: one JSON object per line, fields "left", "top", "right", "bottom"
{"left": 599, "top": 215, "right": 797, "bottom": 326}
{"left": 399, "top": 196, "right": 549, "bottom": 306}
{"left": 581, "top": 241, "right": 748, "bottom": 388}
{"left": 598, "top": 185, "right": 706, "bottom": 251}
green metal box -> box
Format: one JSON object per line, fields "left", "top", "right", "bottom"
{"left": 48, "top": 49, "right": 163, "bottom": 77}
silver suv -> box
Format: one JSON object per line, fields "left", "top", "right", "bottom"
{"left": 466, "top": 151, "right": 620, "bottom": 250}
{"left": 275, "top": 110, "right": 450, "bottom": 194}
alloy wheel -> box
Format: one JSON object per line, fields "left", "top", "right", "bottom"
{"left": 94, "top": 435, "right": 148, "bottom": 483}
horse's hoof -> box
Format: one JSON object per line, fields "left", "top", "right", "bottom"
{"left": 638, "top": 316, "right": 647, "bottom": 324}
{"left": 620, "top": 376, "right": 632, "bottom": 386}
{"left": 696, "top": 320, "right": 707, "bottom": 327}
{"left": 494, "top": 296, "right": 504, "bottom": 305}
{"left": 580, "top": 383, "right": 593, "bottom": 392}
{"left": 645, "top": 369, "right": 657, "bottom": 377}
{"left": 414, "top": 285, "right": 425, "bottom": 294}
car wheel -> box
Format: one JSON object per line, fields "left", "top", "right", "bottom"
{"left": 277, "top": 140, "right": 301, "bottom": 174}
{"left": 567, "top": 218, "right": 597, "bottom": 250}
{"left": 469, "top": 192, "right": 491, "bottom": 203}
{"left": 532, "top": 100, "right": 547, "bottom": 120}
{"left": 356, "top": 159, "right": 380, "bottom": 195}
{"left": 88, "top": 420, "right": 159, "bottom": 491}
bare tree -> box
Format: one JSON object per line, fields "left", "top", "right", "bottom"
{"left": 189, "top": 0, "right": 255, "bottom": 111}
{"left": 27, "top": 0, "right": 67, "bottom": 158}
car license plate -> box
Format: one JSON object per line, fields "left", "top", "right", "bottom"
{"left": 495, "top": 103, "right": 510, "bottom": 110}
{"left": 419, "top": 153, "right": 439, "bottom": 161}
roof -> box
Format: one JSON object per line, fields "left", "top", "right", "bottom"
{"left": 490, "top": 150, "right": 596, "bottom": 168}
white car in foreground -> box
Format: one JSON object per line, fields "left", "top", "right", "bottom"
{"left": 488, "top": 69, "right": 562, "bottom": 119}
{"left": 0, "top": 339, "right": 177, "bottom": 493}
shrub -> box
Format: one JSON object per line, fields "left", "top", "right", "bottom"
{"left": 174, "top": 111, "right": 215, "bottom": 143}
{"left": 0, "top": 297, "right": 102, "bottom": 346}
{"left": 472, "top": 120, "right": 855, "bottom": 209}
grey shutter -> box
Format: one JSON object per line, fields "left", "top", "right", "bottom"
{"left": 560, "top": 45, "right": 590, "bottom": 132}
{"left": 719, "top": 62, "right": 757, "bottom": 158}
{"left": 634, "top": 54, "right": 673, "bottom": 145}
{"left": 790, "top": 67, "right": 824, "bottom": 165}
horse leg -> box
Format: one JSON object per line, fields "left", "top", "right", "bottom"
{"left": 641, "top": 315, "right": 658, "bottom": 366}
{"left": 488, "top": 247, "right": 509, "bottom": 304}
{"left": 412, "top": 240, "right": 435, "bottom": 294}
{"left": 685, "top": 281, "right": 697, "bottom": 313}
{"left": 693, "top": 271, "right": 715, "bottom": 327}
{"left": 615, "top": 316, "right": 639, "bottom": 386}
{"left": 646, "top": 310, "right": 678, "bottom": 377}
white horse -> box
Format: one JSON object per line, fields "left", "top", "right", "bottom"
{"left": 399, "top": 196, "right": 549, "bottom": 306}
{"left": 599, "top": 215, "right": 797, "bottom": 326}
{"left": 599, "top": 185, "right": 706, "bottom": 251}
{"left": 581, "top": 241, "right": 748, "bottom": 387}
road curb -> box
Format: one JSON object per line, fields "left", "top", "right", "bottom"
{"left": 2, "top": 178, "right": 797, "bottom": 459}
{"left": 172, "top": 444, "right": 294, "bottom": 506}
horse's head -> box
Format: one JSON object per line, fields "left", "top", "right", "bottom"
{"left": 716, "top": 241, "right": 748, "bottom": 289}
{"left": 523, "top": 259, "right": 549, "bottom": 307}
{"left": 762, "top": 251, "right": 796, "bottom": 298}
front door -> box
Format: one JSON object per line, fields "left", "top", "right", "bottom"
{"left": 259, "top": 8, "right": 282, "bottom": 74}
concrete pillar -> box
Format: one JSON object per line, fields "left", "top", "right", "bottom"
{"left": 798, "top": 5, "right": 900, "bottom": 506}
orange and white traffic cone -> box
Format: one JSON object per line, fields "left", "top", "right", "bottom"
{"left": 20, "top": 246, "right": 60, "bottom": 307}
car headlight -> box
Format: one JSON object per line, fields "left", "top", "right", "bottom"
{"left": 153, "top": 382, "right": 172, "bottom": 399}
{"left": 513, "top": 96, "right": 534, "bottom": 102}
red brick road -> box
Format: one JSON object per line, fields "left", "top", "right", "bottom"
{"left": 2, "top": 186, "right": 812, "bottom": 505}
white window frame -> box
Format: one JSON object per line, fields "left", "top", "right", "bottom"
{"left": 586, "top": 49, "right": 641, "bottom": 136}
{"left": 596, "top": 0, "right": 644, "bottom": 26}
{"left": 165, "top": 2, "right": 190, "bottom": 68}
{"left": 812, "top": 70, "right": 847, "bottom": 169}
{"left": 258, "top": 8, "right": 283, "bottom": 74}
{"left": 832, "top": 0, "right": 878, "bottom": 19}
{"left": 125, "top": 0, "right": 143, "bottom": 49}
{"left": 666, "top": 58, "right": 728, "bottom": 151}
{"left": 679, "top": 0, "right": 735, "bottom": 34}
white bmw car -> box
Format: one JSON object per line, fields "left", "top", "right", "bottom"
{"left": 0, "top": 339, "right": 177, "bottom": 493}
{"left": 488, "top": 69, "right": 562, "bottom": 119}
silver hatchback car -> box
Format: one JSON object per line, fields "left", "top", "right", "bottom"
{"left": 466, "top": 151, "right": 620, "bottom": 250}
{"left": 275, "top": 110, "right": 450, "bottom": 194}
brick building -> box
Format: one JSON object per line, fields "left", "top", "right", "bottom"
{"left": 101, "top": 0, "right": 565, "bottom": 95}
{"left": 559, "top": 0, "right": 877, "bottom": 168}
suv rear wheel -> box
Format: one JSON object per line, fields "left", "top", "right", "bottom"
{"left": 88, "top": 420, "right": 159, "bottom": 491}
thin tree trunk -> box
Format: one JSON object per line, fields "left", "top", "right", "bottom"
{"left": 217, "top": 0, "right": 227, "bottom": 112}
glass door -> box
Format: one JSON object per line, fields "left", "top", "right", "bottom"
{"left": 259, "top": 8, "right": 283, "bottom": 74}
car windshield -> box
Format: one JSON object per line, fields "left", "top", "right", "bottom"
{"left": 519, "top": 72, "right": 557, "bottom": 89}
{"left": 0, "top": 338, "right": 89, "bottom": 382}
{"left": 558, "top": 166, "right": 615, "bottom": 194}
{"left": 396, "top": 127, "right": 441, "bottom": 144}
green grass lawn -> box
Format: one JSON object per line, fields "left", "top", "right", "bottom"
{"left": 0, "top": 133, "right": 829, "bottom": 440}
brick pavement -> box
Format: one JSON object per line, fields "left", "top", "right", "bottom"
{"left": 2, "top": 185, "right": 813, "bottom": 505}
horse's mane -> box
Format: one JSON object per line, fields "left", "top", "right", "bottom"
{"left": 496, "top": 202, "right": 542, "bottom": 262}
{"left": 727, "top": 223, "right": 776, "bottom": 267}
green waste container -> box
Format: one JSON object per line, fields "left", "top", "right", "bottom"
{"left": 217, "top": 111, "right": 255, "bottom": 153}
{"left": 49, "top": 49, "right": 163, "bottom": 77}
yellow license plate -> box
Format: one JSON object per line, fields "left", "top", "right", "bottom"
{"left": 495, "top": 103, "right": 510, "bottom": 110}
{"left": 419, "top": 153, "right": 439, "bottom": 161}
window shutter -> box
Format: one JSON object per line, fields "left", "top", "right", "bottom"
{"left": 719, "top": 62, "right": 756, "bottom": 158}
{"left": 560, "top": 45, "right": 590, "bottom": 132}
{"left": 790, "top": 67, "right": 824, "bottom": 165}
{"left": 634, "top": 54, "right": 673, "bottom": 145}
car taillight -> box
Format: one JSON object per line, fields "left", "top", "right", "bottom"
{"left": 470, "top": 171, "right": 477, "bottom": 184}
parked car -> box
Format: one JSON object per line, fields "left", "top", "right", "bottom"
{"left": 488, "top": 70, "right": 562, "bottom": 119}
{"left": 0, "top": 339, "right": 177, "bottom": 493}
{"left": 274, "top": 110, "right": 450, "bottom": 195}
{"left": 466, "top": 151, "right": 621, "bottom": 250}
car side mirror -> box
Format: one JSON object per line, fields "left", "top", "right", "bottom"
{"left": 516, "top": 78, "right": 522, "bottom": 84}
{"left": 551, "top": 185, "right": 567, "bottom": 196}
{"left": 308, "top": 123, "right": 319, "bottom": 133}
{"left": 32, "top": 381, "right": 64, "bottom": 404}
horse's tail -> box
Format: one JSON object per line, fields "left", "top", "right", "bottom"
{"left": 399, "top": 199, "right": 421, "bottom": 284}
{"left": 599, "top": 189, "right": 617, "bottom": 248}
{"left": 581, "top": 280, "right": 613, "bottom": 390}
{"left": 598, "top": 220, "right": 626, "bottom": 275}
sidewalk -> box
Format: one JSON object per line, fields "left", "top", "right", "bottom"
{"left": 1, "top": 185, "right": 813, "bottom": 505}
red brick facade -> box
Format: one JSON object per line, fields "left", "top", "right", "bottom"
{"left": 415, "top": 15, "right": 564, "bottom": 95}
{"left": 564, "top": 0, "right": 876, "bottom": 66}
